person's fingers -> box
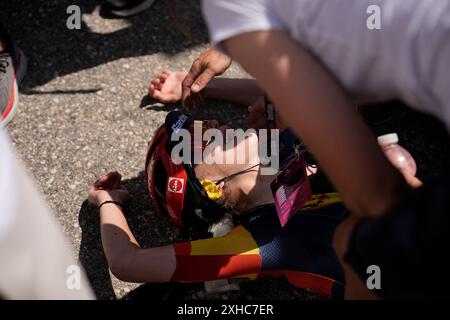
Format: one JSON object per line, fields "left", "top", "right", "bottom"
{"left": 94, "top": 174, "right": 110, "bottom": 187}
{"left": 111, "top": 172, "right": 122, "bottom": 189}
{"left": 94, "top": 171, "right": 121, "bottom": 189}
{"left": 409, "top": 176, "right": 423, "bottom": 188}
{"left": 163, "top": 69, "right": 171, "bottom": 76}
{"left": 151, "top": 78, "right": 158, "bottom": 85}
{"left": 191, "top": 68, "right": 215, "bottom": 93}
{"left": 403, "top": 173, "right": 423, "bottom": 188}
{"left": 181, "top": 82, "right": 192, "bottom": 103}
{"left": 153, "top": 78, "right": 162, "bottom": 89}
{"left": 182, "top": 60, "right": 201, "bottom": 102}
{"left": 160, "top": 73, "right": 169, "bottom": 83}
{"left": 104, "top": 172, "right": 119, "bottom": 189}
{"left": 149, "top": 85, "right": 155, "bottom": 96}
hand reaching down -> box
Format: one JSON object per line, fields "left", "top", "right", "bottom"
{"left": 182, "top": 48, "right": 232, "bottom": 109}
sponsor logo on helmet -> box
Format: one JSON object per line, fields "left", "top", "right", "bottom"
{"left": 168, "top": 177, "right": 185, "bottom": 193}
{"left": 171, "top": 114, "right": 189, "bottom": 134}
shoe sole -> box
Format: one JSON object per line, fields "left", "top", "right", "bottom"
{"left": 110, "top": 0, "right": 156, "bottom": 17}
{"left": 1, "top": 49, "right": 27, "bottom": 127}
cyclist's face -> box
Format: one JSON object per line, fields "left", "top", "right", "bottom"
{"left": 193, "top": 126, "right": 260, "bottom": 181}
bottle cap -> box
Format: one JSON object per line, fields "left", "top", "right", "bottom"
{"left": 377, "top": 133, "right": 399, "bottom": 146}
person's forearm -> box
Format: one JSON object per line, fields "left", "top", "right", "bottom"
{"left": 99, "top": 203, "right": 176, "bottom": 282}
{"left": 224, "top": 31, "right": 408, "bottom": 217}
{"left": 99, "top": 203, "right": 140, "bottom": 265}
{"left": 203, "top": 77, "right": 265, "bottom": 106}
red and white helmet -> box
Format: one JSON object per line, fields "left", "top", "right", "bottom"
{"left": 145, "top": 111, "right": 227, "bottom": 226}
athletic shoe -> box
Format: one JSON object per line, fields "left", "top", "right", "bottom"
{"left": 0, "top": 44, "right": 27, "bottom": 127}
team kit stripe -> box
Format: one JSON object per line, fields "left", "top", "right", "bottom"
{"left": 259, "top": 270, "right": 336, "bottom": 297}
{"left": 190, "top": 226, "right": 259, "bottom": 256}
{"left": 171, "top": 255, "right": 262, "bottom": 282}
{"left": 171, "top": 226, "right": 261, "bottom": 281}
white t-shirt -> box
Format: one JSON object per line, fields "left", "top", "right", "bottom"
{"left": 202, "top": 0, "right": 450, "bottom": 130}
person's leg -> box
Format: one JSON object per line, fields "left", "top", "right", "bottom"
{"left": 334, "top": 177, "right": 450, "bottom": 299}
{"left": 333, "top": 217, "right": 378, "bottom": 300}
{"left": 149, "top": 70, "right": 264, "bottom": 107}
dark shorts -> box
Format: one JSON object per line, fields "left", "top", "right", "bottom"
{"left": 345, "top": 176, "right": 450, "bottom": 299}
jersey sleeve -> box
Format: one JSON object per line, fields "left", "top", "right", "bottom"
{"left": 171, "top": 225, "right": 262, "bottom": 281}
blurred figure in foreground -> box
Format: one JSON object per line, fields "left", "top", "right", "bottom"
{"left": 0, "top": 128, "right": 94, "bottom": 299}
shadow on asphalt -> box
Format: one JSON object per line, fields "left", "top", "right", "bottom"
{"left": 139, "top": 94, "right": 181, "bottom": 111}
{"left": 78, "top": 200, "right": 116, "bottom": 300}
{"left": 0, "top": 0, "right": 208, "bottom": 90}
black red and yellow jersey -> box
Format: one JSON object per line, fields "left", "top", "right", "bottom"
{"left": 172, "top": 193, "right": 346, "bottom": 299}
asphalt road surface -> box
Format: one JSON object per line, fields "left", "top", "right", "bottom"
{"left": 2, "top": 0, "right": 450, "bottom": 300}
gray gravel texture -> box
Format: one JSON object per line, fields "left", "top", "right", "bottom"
{"left": 2, "top": 0, "right": 450, "bottom": 300}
